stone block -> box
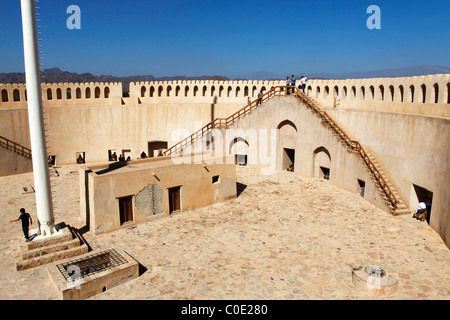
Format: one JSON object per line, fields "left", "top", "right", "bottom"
{"left": 48, "top": 248, "right": 139, "bottom": 300}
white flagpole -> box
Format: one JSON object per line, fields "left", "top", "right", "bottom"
{"left": 20, "top": 0, "right": 55, "bottom": 236}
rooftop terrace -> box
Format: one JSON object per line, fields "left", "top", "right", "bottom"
{"left": 1, "top": 165, "right": 449, "bottom": 299}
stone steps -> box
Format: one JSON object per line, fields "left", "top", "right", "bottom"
{"left": 359, "top": 150, "right": 410, "bottom": 216}
{"left": 11, "top": 224, "right": 89, "bottom": 271}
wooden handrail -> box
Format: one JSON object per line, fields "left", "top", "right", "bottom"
{"left": 163, "top": 86, "right": 283, "bottom": 156}
{"left": 292, "top": 87, "right": 399, "bottom": 209}
{"left": 351, "top": 141, "right": 398, "bottom": 209}
{"left": 0, "top": 135, "right": 32, "bottom": 158}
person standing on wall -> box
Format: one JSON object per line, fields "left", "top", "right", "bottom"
{"left": 300, "top": 76, "right": 308, "bottom": 93}
{"left": 286, "top": 76, "right": 292, "bottom": 95}
{"left": 10, "top": 208, "right": 33, "bottom": 242}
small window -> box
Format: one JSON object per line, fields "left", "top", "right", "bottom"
{"left": 1, "top": 89, "right": 8, "bottom": 102}
{"left": 13, "top": 89, "right": 20, "bottom": 101}
{"left": 121, "top": 149, "right": 131, "bottom": 162}
{"left": 76, "top": 152, "right": 85, "bottom": 164}
{"left": 48, "top": 155, "right": 56, "bottom": 166}
{"left": 320, "top": 167, "right": 330, "bottom": 180}
{"left": 108, "top": 149, "right": 118, "bottom": 161}
{"left": 235, "top": 154, "right": 247, "bottom": 166}
{"left": 358, "top": 179, "right": 365, "bottom": 197}
{"left": 212, "top": 175, "right": 220, "bottom": 184}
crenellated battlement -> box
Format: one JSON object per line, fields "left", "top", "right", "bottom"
{"left": 0, "top": 81, "right": 123, "bottom": 108}
{"left": 307, "top": 74, "right": 450, "bottom": 105}
{"left": 1, "top": 74, "right": 449, "bottom": 116}
{"left": 129, "top": 79, "right": 285, "bottom": 100}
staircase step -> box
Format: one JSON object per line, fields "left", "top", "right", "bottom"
{"left": 11, "top": 226, "right": 88, "bottom": 271}
{"left": 394, "top": 209, "right": 411, "bottom": 215}
{"left": 18, "top": 237, "right": 82, "bottom": 260}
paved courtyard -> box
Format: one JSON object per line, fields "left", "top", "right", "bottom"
{"left": 0, "top": 165, "right": 449, "bottom": 300}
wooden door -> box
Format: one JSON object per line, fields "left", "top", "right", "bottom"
{"left": 169, "top": 186, "right": 181, "bottom": 214}
{"left": 119, "top": 196, "right": 133, "bottom": 225}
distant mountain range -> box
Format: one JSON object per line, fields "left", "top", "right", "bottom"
{"left": 1, "top": 65, "right": 448, "bottom": 91}
{"left": 238, "top": 65, "right": 450, "bottom": 80}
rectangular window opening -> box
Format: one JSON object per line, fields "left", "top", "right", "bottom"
{"left": 108, "top": 149, "right": 118, "bottom": 161}
{"left": 358, "top": 179, "right": 365, "bottom": 197}
{"left": 76, "top": 152, "right": 85, "bottom": 164}
{"left": 235, "top": 154, "right": 247, "bottom": 166}
{"left": 48, "top": 155, "right": 56, "bottom": 166}
{"left": 320, "top": 166, "right": 330, "bottom": 180}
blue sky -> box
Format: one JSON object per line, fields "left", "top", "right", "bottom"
{"left": 0, "top": 0, "right": 449, "bottom": 78}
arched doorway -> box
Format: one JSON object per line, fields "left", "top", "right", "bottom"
{"left": 229, "top": 137, "right": 250, "bottom": 166}
{"left": 278, "top": 120, "right": 298, "bottom": 172}
{"left": 313, "top": 146, "right": 331, "bottom": 180}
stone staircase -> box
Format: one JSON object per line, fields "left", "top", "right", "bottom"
{"left": 362, "top": 148, "right": 410, "bottom": 215}
{"left": 11, "top": 224, "right": 89, "bottom": 271}
{"left": 304, "top": 95, "right": 410, "bottom": 216}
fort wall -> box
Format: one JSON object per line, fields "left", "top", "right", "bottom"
{"left": 1, "top": 75, "right": 448, "bottom": 114}
{"left": 0, "top": 75, "right": 448, "bottom": 165}
{"left": 0, "top": 75, "right": 449, "bottom": 245}
{"left": 306, "top": 74, "right": 449, "bottom": 118}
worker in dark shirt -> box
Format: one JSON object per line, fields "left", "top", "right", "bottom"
{"left": 10, "top": 208, "right": 33, "bottom": 242}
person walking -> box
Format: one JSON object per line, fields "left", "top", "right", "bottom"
{"left": 257, "top": 90, "right": 263, "bottom": 105}
{"left": 10, "top": 208, "right": 33, "bottom": 242}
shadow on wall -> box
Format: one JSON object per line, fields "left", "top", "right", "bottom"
{"left": 95, "top": 162, "right": 128, "bottom": 175}
{"left": 236, "top": 182, "right": 247, "bottom": 197}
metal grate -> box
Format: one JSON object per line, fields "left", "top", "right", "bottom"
{"left": 364, "top": 265, "right": 386, "bottom": 278}
{"left": 57, "top": 249, "right": 128, "bottom": 282}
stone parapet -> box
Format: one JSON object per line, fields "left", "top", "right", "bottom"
{"left": 305, "top": 74, "right": 450, "bottom": 117}
{"left": 1, "top": 75, "right": 448, "bottom": 117}
{"left": 0, "top": 81, "right": 122, "bottom": 109}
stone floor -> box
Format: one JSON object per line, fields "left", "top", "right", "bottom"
{"left": 0, "top": 165, "right": 449, "bottom": 300}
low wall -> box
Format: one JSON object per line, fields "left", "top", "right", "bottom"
{"left": 80, "top": 156, "right": 236, "bottom": 234}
